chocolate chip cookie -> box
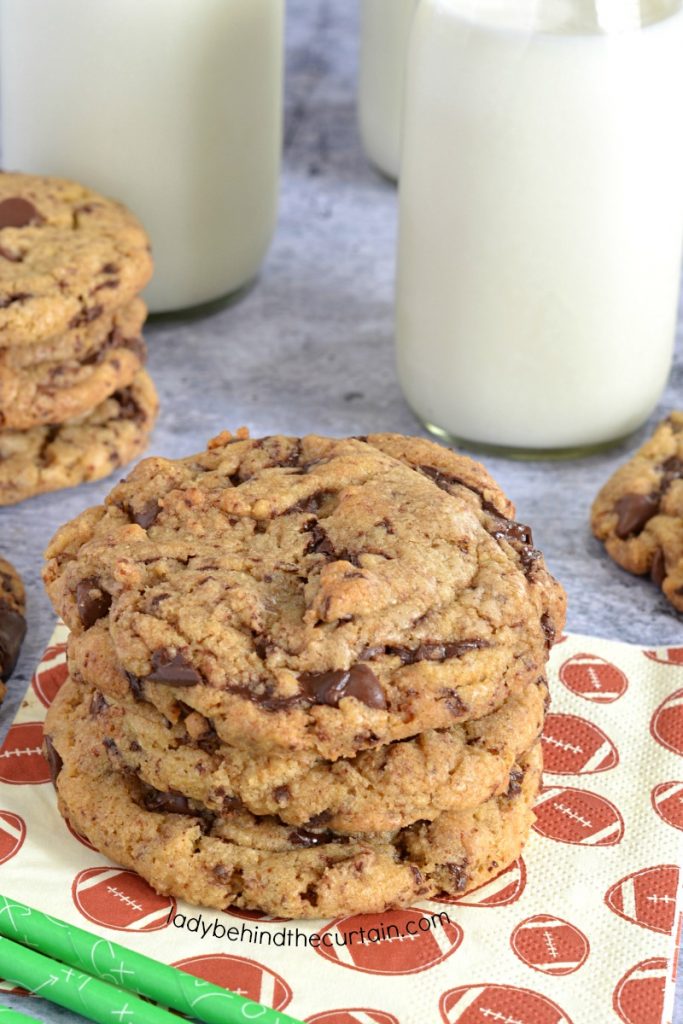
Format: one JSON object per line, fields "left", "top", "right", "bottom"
{"left": 0, "top": 173, "right": 152, "bottom": 345}
{"left": 91, "top": 675, "right": 547, "bottom": 833}
{"left": 0, "top": 368, "right": 157, "bottom": 505}
{"left": 0, "top": 556, "right": 26, "bottom": 701}
{"left": 45, "top": 677, "right": 542, "bottom": 919}
{"left": 45, "top": 431, "right": 565, "bottom": 759}
{"left": 0, "top": 299, "right": 147, "bottom": 429}
{"left": 591, "top": 413, "right": 683, "bottom": 610}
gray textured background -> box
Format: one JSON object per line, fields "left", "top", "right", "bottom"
{"left": 1, "top": 1, "right": 681, "bottom": 1020}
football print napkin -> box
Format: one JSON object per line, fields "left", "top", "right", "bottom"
{"left": 0, "top": 624, "right": 681, "bottom": 1024}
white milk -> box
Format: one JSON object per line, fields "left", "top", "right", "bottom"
{"left": 0, "top": 0, "right": 283, "bottom": 314}
{"left": 395, "top": 0, "right": 683, "bottom": 453}
{"left": 358, "top": 0, "right": 420, "bottom": 179}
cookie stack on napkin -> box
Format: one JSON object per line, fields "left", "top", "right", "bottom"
{"left": 42, "top": 431, "right": 566, "bottom": 919}
{"left": 0, "top": 172, "right": 158, "bottom": 505}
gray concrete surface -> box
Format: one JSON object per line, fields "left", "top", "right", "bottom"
{"left": 0, "top": 2, "right": 681, "bottom": 1020}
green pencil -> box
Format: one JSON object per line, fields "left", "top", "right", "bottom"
{"left": 0, "top": 894, "right": 303, "bottom": 1024}
{"left": 0, "top": 1007, "right": 42, "bottom": 1023}
{"left": 0, "top": 935, "right": 182, "bottom": 1024}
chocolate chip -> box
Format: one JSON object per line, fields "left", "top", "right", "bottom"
{"left": 0, "top": 197, "right": 43, "bottom": 229}
{"left": 540, "top": 613, "right": 556, "bottom": 648}
{"left": 146, "top": 649, "right": 202, "bottom": 686}
{"left": 441, "top": 689, "right": 467, "bottom": 715}
{"left": 288, "top": 827, "right": 349, "bottom": 848}
{"left": 507, "top": 767, "right": 524, "bottom": 797}
{"left": 113, "top": 387, "right": 145, "bottom": 424}
{"left": 129, "top": 740, "right": 142, "bottom": 753}
{"left": 301, "top": 884, "right": 318, "bottom": 906}
{"left": 0, "top": 602, "right": 26, "bottom": 681}
{"left": 614, "top": 493, "right": 659, "bottom": 539}
{"left": 0, "top": 244, "right": 22, "bottom": 262}
{"left": 651, "top": 549, "right": 667, "bottom": 588}
{"left": 298, "top": 664, "right": 386, "bottom": 709}
{"left": 43, "top": 735, "right": 63, "bottom": 784}
{"left": 101, "top": 262, "right": 119, "bottom": 274}
{"left": 141, "top": 785, "right": 191, "bottom": 815}
{"left": 89, "top": 692, "right": 108, "bottom": 716}
{"left": 0, "top": 292, "right": 30, "bottom": 309}
{"left": 445, "top": 860, "right": 468, "bottom": 892}
{"left": 69, "top": 304, "right": 103, "bottom": 329}
{"left": 127, "top": 671, "right": 145, "bottom": 701}
{"left": 410, "top": 865, "right": 424, "bottom": 887}
{"left": 273, "top": 786, "right": 290, "bottom": 805}
{"left": 131, "top": 499, "right": 160, "bottom": 529}
{"left": 76, "top": 577, "right": 112, "bottom": 630}
{"left": 304, "top": 810, "right": 332, "bottom": 828}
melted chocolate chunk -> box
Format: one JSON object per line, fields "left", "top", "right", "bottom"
{"left": 490, "top": 519, "right": 533, "bottom": 547}
{"left": 0, "top": 601, "right": 26, "bottom": 681}
{"left": 0, "top": 197, "right": 43, "bottom": 229}
{"left": 651, "top": 549, "right": 667, "bottom": 589}
{"left": 298, "top": 664, "right": 386, "bottom": 709}
{"left": 75, "top": 577, "right": 112, "bottom": 630}
{"left": 419, "top": 464, "right": 500, "bottom": 516}
{"left": 43, "top": 735, "right": 63, "bottom": 784}
{"left": 146, "top": 650, "right": 202, "bottom": 686}
{"left": 286, "top": 491, "right": 331, "bottom": 515}
{"left": 288, "top": 827, "right": 349, "bottom": 848}
{"left": 445, "top": 860, "right": 468, "bottom": 892}
{"left": 142, "top": 786, "right": 192, "bottom": 815}
{"left": 614, "top": 493, "right": 660, "bottom": 539}
{"left": 381, "top": 638, "right": 490, "bottom": 665}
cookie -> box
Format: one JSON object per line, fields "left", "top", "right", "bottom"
{"left": 92, "top": 676, "right": 547, "bottom": 833}
{"left": 0, "top": 368, "right": 158, "bottom": 506}
{"left": 591, "top": 413, "right": 683, "bottom": 610}
{"left": 0, "top": 172, "right": 152, "bottom": 345}
{"left": 45, "top": 677, "right": 542, "bottom": 919}
{"left": 0, "top": 556, "right": 26, "bottom": 700}
{"left": 0, "top": 300, "right": 147, "bottom": 429}
{"left": 45, "top": 431, "right": 566, "bottom": 759}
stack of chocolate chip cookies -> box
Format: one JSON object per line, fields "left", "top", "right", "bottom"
{"left": 0, "top": 172, "right": 158, "bottom": 505}
{"left": 43, "top": 431, "right": 565, "bottom": 919}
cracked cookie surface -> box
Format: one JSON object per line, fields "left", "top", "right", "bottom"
{"left": 45, "top": 677, "right": 541, "bottom": 919}
{"left": 92, "top": 675, "right": 547, "bottom": 833}
{"left": 591, "top": 412, "right": 683, "bottom": 610}
{"left": 0, "top": 172, "right": 152, "bottom": 345}
{"left": 46, "top": 431, "right": 565, "bottom": 758}
{"left": 0, "top": 368, "right": 157, "bottom": 505}
{"left": 0, "top": 555, "right": 25, "bottom": 700}
{"left": 0, "top": 299, "right": 147, "bottom": 429}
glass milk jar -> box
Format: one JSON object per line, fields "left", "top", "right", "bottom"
{"left": 0, "top": 0, "right": 284, "bottom": 315}
{"left": 395, "top": 0, "right": 683, "bottom": 456}
{"left": 358, "top": 0, "right": 420, "bottom": 180}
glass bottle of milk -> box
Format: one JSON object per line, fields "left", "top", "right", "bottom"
{"left": 395, "top": 0, "right": 683, "bottom": 456}
{"left": 0, "top": 0, "right": 283, "bottom": 315}
{"left": 358, "top": 0, "right": 420, "bottom": 179}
